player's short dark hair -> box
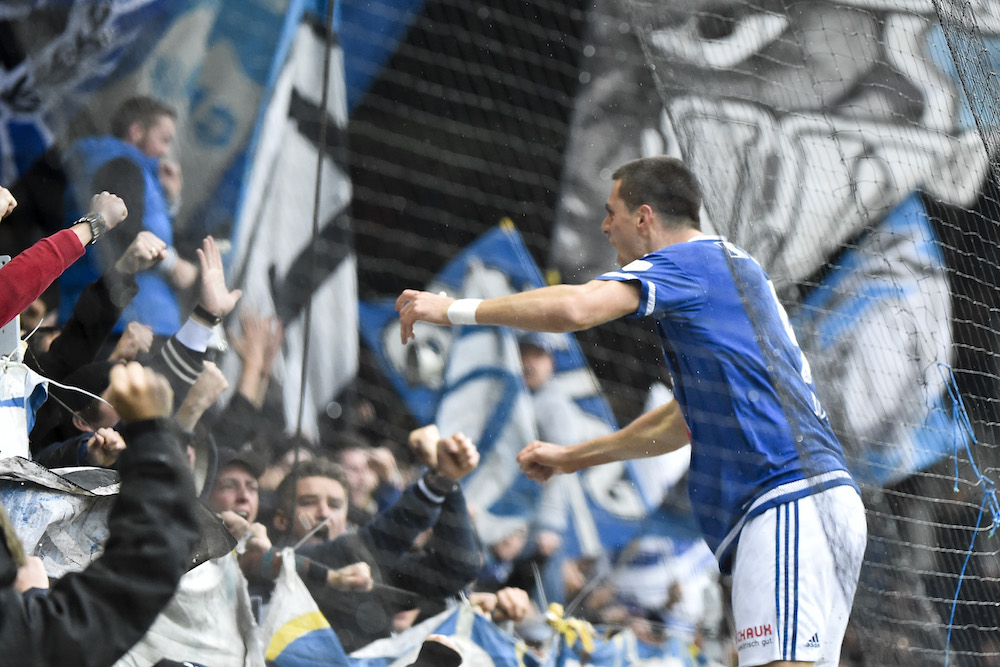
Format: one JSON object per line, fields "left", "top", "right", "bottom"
{"left": 612, "top": 156, "right": 702, "bottom": 230}
{"left": 110, "top": 96, "right": 177, "bottom": 139}
{"left": 274, "top": 457, "right": 349, "bottom": 514}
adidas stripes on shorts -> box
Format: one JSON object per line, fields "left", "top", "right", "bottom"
{"left": 731, "top": 485, "right": 867, "bottom": 666}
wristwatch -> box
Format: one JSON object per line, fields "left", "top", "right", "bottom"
{"left": 422, "top": 470, "right": 459, "bottom": 496}
{"left": 78, "top": 213, "right": 107, "bottom": 246}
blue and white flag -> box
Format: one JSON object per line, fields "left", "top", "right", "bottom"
{"left": 260, "top": 548, "right": 350, "bottom": 667}
{"left": 0, "top": 359, "right": 47, "bottom": 460}
{"left": 0, "top": 1, "right": 178, "bottom": 184}
{"left": 0, "top": 0, "right": 426, "bottom": 235}
{"left": 0, "top": 1, "right": 298, "bottom": 238}
{"left": 790, "top": 192, "right": 954, "bottom": 487}
{"left": 541, "top": 603, "right": 705, "bottom": 667}
{"left": 225, "top": 5, "right": 357, "bottom": 438}
{"left": 350, "top": 603, "right": 541, "bottom": 667}
{"left": 360, "top": 224, "right": 677, "bottom": 557}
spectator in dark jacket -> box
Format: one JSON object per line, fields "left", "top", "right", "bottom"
{"left": 268, "top": 432, "right": 483, "bottom": 651}
{"left": 0, "top": 362, "right": 199, "bottom": 667}
{"left": 31, "top": 235, "right": 242, "bottom": 469}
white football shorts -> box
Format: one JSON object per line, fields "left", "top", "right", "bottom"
{"left": 731, "top": 485, "right": 867, "bottom": 666}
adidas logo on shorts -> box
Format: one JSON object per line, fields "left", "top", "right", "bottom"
{"left": 805, "top": 633, "right": 820, "bottom": 649}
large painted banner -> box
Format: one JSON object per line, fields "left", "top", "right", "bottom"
{"left": 0, "top": 1, "right": 360, "bottom": 437}
{"left": 548, "top": 0, "right": 1000, "bottom": 487}
{"left": 0, "top": 0, "right": 297, "bottom": 240}
{"left": 550, "top": 3, "right": 1000, "bottom": 663}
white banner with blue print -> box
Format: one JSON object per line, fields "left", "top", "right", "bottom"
{"left": 360, "top": 223, "right": 687, "bottom": 558}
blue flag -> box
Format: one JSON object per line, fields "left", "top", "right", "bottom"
{"left": 360, "top": 223, "right": 670, "bottom": 557}
{"left": 349, "top": 603, "right": 541, "bottom": 667}
{"left": 261, "top": 548, "right": 350, "bottom": 667}
{"left": 790, "top": 193, "right": 955, "bottom": 487}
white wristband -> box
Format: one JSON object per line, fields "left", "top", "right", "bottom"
{"left": 446, "top": 298, "right": 482, "bottom": 325}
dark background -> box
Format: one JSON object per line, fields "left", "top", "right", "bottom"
{"left": 347, "top": 0, "right": 668, "bottom": 441}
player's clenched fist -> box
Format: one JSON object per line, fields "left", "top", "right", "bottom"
{"left": 516, "top": 440, "right": 566, "bottom": 482}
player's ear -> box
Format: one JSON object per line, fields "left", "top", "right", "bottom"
{"left": 637, "top": 204, "right": 655, "bottom": 227}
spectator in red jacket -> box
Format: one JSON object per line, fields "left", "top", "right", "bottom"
{"left": 0, "top": 186, "right": 128, "bottom": 328}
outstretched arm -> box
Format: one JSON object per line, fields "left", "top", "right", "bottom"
{"left": 395, "top": 279, "right": 639, "bottom": 344}
{"left": 0, "top": 191, "right": 128, "bottom": 329}
{"left": 517, "top": 400, "right": 689, "bottom": 481}
{"left": 392, "top": 434, "right": 484, "bottom": 595}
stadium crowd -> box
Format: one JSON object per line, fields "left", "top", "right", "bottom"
{"left": 0, "top": 97, "right": 729, "bottom": 666}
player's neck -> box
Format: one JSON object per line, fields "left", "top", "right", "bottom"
{"left": 650, "top": 226, "right": 701, "bottom": 252}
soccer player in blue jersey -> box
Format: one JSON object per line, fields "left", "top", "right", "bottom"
{"left": 396, "top": 156, "right": 867, "bottom": 667}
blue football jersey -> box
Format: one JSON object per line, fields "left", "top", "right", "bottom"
{"left": 597, "top": 236, "right": 856, "bottom": 571}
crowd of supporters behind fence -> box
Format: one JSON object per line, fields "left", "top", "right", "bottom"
{"left": 0, "top": 119, "right": 730, "bottom": 665}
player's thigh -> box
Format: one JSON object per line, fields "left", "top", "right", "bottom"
{"left": 731, "top": 486, "right": 866, "bottom": 667}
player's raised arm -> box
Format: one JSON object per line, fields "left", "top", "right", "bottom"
{"left": 517, "top": 399, "right": 689, "bottom": 481}
{"left": 395, "top": 279, "right": 639, "bottom": 344}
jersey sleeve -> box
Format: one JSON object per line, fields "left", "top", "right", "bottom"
{"left": 595, "top": 252, "right": 705, "bottom": 320}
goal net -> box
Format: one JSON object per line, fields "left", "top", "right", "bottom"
{"left": 3, "top": 0, "right": 1000, "bottom": 664}
{"left": 350, "top": 1, "right": 1000, "bottom": 665}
